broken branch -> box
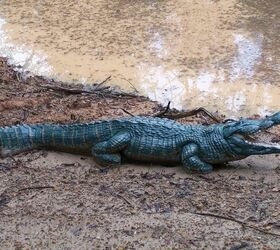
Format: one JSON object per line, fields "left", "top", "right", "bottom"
{"left": 194, "top": 211, "right": 280, "bottom": 237}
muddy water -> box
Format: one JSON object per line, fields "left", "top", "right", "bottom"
{"left": 0, "top": 0, "right": 279, "bottom": 116}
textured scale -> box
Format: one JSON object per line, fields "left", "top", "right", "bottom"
{"left": 1, "top": 113, "right": 280, "bottom": 173}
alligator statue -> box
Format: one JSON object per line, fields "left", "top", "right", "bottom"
{"left": 0, "top": 112, "right": 280, "bottom": 173}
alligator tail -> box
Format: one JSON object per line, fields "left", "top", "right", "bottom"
{"left": 0, "top": 123, "right": 95, "bottom": 157}
{"left": 0, "top": 125, "right": 40, "bottom": 156}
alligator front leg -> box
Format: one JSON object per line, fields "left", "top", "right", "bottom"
{"left": 181, "top": 143, "right": 213, "bottom": 173}
{"left": 91, "top": 132, "right": 131, "bottom": 166}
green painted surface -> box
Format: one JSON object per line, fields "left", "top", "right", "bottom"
{"left": 1, "top": 114, "right": 280, "bottom": 172}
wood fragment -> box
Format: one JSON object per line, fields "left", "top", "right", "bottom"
{"left": 153, "top": 101, "right": 171, "bottom": 117}
{"left": 41, "top": 76, "right": 139, "bottom": 98}
{"left": 18, "top": 186, "right": 54, "bottom": 192}
{"left": 120, "top": 77, "right": 139, "bottom": 93}
{"left": 121, "top": 108, "right": 135, "bottom": 117}
{"left": 116, "top": 193, "right": 136, "bottom": 208}
{"left": 193, "top": 211, "right": 280, "bottom": 237}
{"left": 154, "top": 106, "right": 221, "bottom": 123}
{"left": 92, "top": 76, "right": 111, "bottom": 91}
{"left": 41, "top": 84, "right": 93, "bottom": 95}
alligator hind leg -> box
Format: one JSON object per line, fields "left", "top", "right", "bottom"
{"left": 91, "top": 132, "right": 131, "bottom": 166}
{"left": 181, "top": 143, "right": 213, "bottom": 173}
{"left": 92, "top": 153, "right": 122, "bottom": 166}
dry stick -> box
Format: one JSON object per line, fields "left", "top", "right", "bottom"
{"left": 121, "top": 108, "right": 135, "bottom": 117}
{"left": 193, "top": 211, "right": 280, "bottom": 237}
{"left": 18, "top": 186, "right": 54, "bottom": 192}
{"left": 154, "top": 104, "right": 221, "bottom": 124}
{"left": 120, "top": 77, "right": 139, "bottom": 93}
{"left": 116, "top": 193, "right": 136, "bottom": 208}
{"left": 92, "top": 76, "right": 111, "bottom": 91}
{"left": 169, "top": 107, "right": 221, "bottom": 123}
{"left": 8, "top": 155, "right": 18, "bottom": 163}
{"left": 41, "top": 84, "right": 93, "bottom": 95}
{"left": 16, "top": 72, "right": 21, "bottom": 82}
{"left": 41, "top": 78, "right": 139, "bottom": 98}
{"left": 41, "top": 76, "right": 111, "bottom": 95}
{"left": 153, "top": 101, "right": 171, "bottom": 117}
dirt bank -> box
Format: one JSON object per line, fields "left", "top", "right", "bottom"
{"left": 0, "top": 57, "right": 280, "bottom": 249}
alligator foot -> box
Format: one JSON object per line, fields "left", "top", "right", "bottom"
{"left": 183, "top": 156, "right": 213, "bottom": 173}
{"left": 92, "top": 152, "right": 121, "bottom": 166}
{"left": 181, "top": 143, "right": 213, "bottom": 173}
{"left": 91, "top": 132, "right": 131, "bottom": 166}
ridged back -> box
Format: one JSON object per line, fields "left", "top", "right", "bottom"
{"left": 0, "top": 116, "right": 203, "bottom": 156}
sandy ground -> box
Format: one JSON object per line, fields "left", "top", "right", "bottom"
{"left": 0, "top": 57, "right": 280, "bottom": 249}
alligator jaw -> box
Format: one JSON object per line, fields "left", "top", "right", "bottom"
{"left": 244, "top": 139, "right": 280, "bottom": 150}
{"left": 241, "top": 131, "right": 280, "bottom": 154}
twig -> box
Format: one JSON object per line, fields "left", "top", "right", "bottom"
{"left": 154, "top": 101, "right": 171, "bottom": 117}
{"left": 193, "top": 211, "right": 280, "bottom": 237}
{"left": 18, "top": 186, "right": 54, "bottom": 192}
{"left": 41, "top": 85, "right": 93, "bottom": 95}
{"left": 16, "top": 72, "right": 21, "bottom": 82}
{"left": 121, "top": 108, "right": 135, "bottom": 117}
{"left": 154, "top": 106, "right": 222, "bottom": 123}
{"left": 93, "top": 76, "right": 111, "bottom": 91}
{"left": 108, "top": 91, "right": 139, "bottom": 98}
{"left": 8, "top": 155, "right": 18, "bottom": 163}
{"left": 41, "top": 81, "right": 138, "bottom": 99}
{"left": 121, "top": 77, "right": 139, "bottom": 93}
{"left": 116, "top": 193, "right": 136, "bottom": 208}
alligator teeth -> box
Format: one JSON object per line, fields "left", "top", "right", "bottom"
{"left": 245, "top": 140, "right": 280, "bottom": 149}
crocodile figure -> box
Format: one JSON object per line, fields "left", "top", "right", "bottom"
{"left": 0, "top": 112, "right": 280, "bottom": 173}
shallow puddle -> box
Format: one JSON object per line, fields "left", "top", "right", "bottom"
{"left": 0, "top": 0, "right": 279, "bottom": 116}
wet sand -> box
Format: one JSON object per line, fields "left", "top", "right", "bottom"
{"left": 1, "top": 151, "right": 280, "bottom": 249}
{"left": 0, "top": 0, "right": 279, "bottom": 116}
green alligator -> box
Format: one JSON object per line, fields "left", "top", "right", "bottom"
{"left": 0, "top": 112, "right": 280, "bottom": 172}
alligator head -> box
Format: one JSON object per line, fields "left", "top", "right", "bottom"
{"left": 222, "top": 112, "right": 280, "bottom": 156}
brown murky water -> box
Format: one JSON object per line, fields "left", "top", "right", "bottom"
{"left": 0, "top": 0, "right": 279, "bottom": 116}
